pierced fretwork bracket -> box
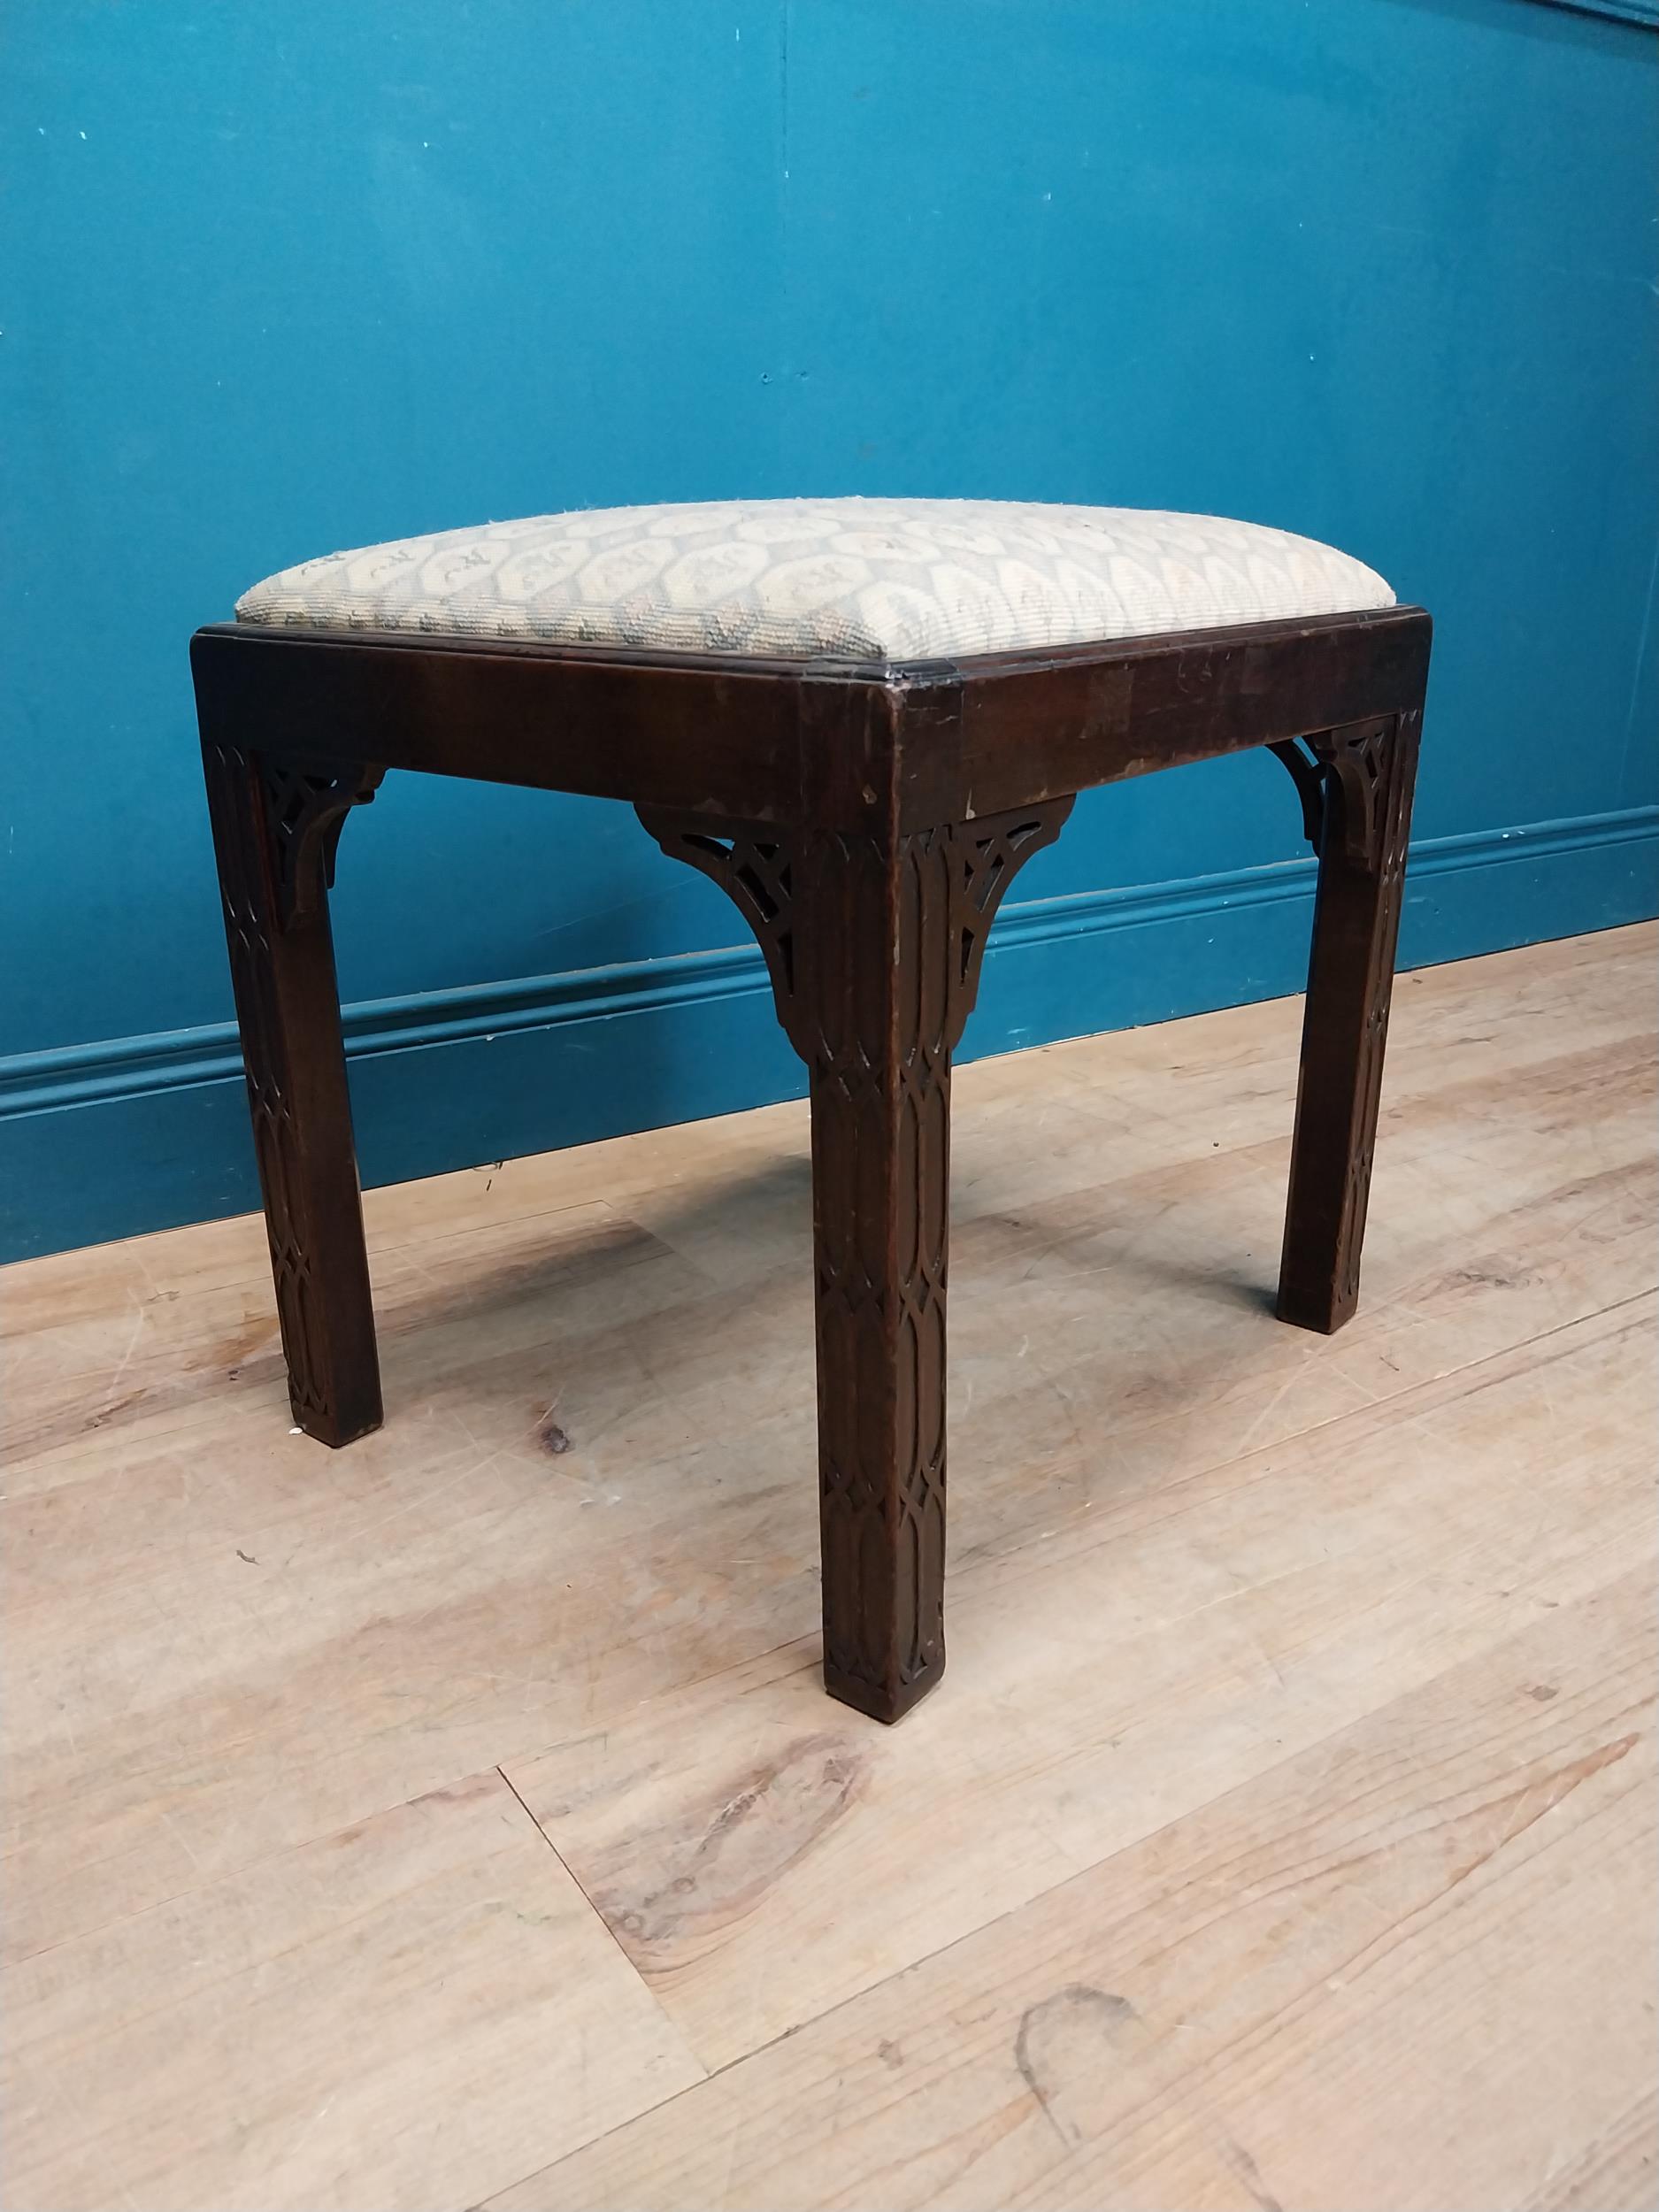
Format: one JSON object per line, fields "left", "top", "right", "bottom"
{"left": 257, "top": 756, "right": 387, "bottom": 926}
{"left": 634, "top": 814, "right": 803, "bottom": 1047}
{"left": 1269, "top": 740, "right": 1328, "bottom": 856}
{"left": 944, "top": 802, "right": 1075, "bottom": 1048}
{"left": 1269, "top": 721, "right": 1395, "bottom": 869}
{"left": 636, "top": 798, "right": 1075, "bottom": 1062}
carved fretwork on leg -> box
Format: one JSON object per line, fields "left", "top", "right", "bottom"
{"left": 200, "top": 741, "right": 386, "bottom": 1446}
{"left": 1274, "top": 713, "right": 1422, "bottom": 1333}
{"left": 640, "top": 798, "right": 1073, "bottom": 1719}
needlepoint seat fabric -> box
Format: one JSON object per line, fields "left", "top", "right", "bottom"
{"left": 234, "top": 497, "right": 1395, "bottom": 664}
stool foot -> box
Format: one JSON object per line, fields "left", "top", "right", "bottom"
{"left": 824, "top": 1655, "right": 944, "bottom": 1725}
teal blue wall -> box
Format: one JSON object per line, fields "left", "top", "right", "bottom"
{"left": 4, "top": 0, "right": 1655, "bottom": 1258}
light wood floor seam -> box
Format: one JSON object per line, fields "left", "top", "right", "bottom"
{"left": 490, "top": 1758, "right": 703, "bottom": 2070}
{"left": 479, "top": 1558, "right": 1655, "bottom": 2212}
{"left": 480, "top": 1570, "right": 1656, "bottom": 2210}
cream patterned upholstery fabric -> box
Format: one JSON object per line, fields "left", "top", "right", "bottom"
{"left": 235, "top": 498, "right": 1394, "bottom": 663}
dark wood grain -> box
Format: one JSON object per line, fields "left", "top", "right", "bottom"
{"left": 189, "top": 625, "right": 864, "bottom": 827}
{"left": 902, "top": 609, "right": 1430, "bottom": 828}
{"left": 190, "top": 608, "right": 1430, "bottom": 832}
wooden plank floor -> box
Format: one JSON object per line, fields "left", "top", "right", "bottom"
{"left": 2, "top": 925, "right": 1654, "bottom": 2212}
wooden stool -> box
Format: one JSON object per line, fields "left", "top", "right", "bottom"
{"left": 192, "top": 498, "right": 1430, "bottom": 1722}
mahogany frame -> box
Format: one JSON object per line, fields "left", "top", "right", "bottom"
{"left": 191, "top": 603, "right": 1432, "bottom": 1722}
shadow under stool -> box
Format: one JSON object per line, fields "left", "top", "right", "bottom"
{"left": 191, "top": 497, "right": 1431, "bottom": 1724}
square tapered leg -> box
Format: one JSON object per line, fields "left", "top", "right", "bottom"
{"left": 199, "top": 738, "right": 384, "bottom": 1446}
{"left": 1279, "top": 708, "right": 1423, "bottom": 1333}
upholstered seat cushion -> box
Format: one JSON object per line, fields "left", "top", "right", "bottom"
{"left": 234, "top": 498, "right": 1394, "bottom": 664}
